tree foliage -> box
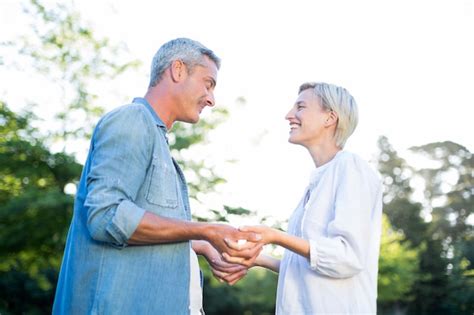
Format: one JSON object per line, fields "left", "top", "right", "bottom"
{"left": 0, "top": 102, "right": 81, "bottom": 314}
{"left": 4, "top": 0, "right": 139, "bottom": 150}
{"left": 378, "top": 214, "right": 420, "bottom": 311}
{"left": 377, "top": 136, "right": 473, "bottom": 314}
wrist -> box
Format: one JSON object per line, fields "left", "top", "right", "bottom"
{"left": 192, "top": 240, "right": 210, "bottom": 255}
{"left": 272, "top": 229, "right": 285, "bottom": 246}
{"left": 190, "top": 222, "right": 213, "bottom": 242}
{"left": 254, "top": 253, "right": 265, "bottom": 267}
{"left": 255, "top": 253, "right": 276, "bottom": 269}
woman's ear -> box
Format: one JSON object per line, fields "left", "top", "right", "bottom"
{"left": 170, "top": 60, "right": 186, "bottom": 83}
{"left": 325, "top": 110, "right": 338, "bottom": 127}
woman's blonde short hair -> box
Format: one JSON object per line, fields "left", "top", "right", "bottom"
{"left": 299, "top": 82, "right": 358, "bottom": 148}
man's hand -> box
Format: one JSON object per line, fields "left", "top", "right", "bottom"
{"left": 193, "top": 240, "right": 249, "bottom": 285}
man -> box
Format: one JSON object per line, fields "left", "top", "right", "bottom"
{"left": 53, "top": 38, "right": 261, "bottom": 314}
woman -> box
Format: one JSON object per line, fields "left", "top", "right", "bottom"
{"left": 225, "top": 82, "right": 383, "bottom": 314}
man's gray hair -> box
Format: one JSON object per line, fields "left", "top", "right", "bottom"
{"left": 148, "top": 38, "right": 221, "bottom": 88}
{"left": 299, "top": 82, "right": 359, "bottom": 148}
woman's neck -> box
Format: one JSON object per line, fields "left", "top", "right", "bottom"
{"left": 307, "top": 143, "right": 341, "bottom": 168}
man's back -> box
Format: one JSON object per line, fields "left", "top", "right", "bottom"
{"left": 53, "top": 100, "right": 192, "bottom": 314}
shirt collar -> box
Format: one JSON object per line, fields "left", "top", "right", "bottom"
{"left": 132, "top": 97, "right": 167, "bottom": 130}
{"left": 308, "top": 150, "right": 342, "bottom": 187}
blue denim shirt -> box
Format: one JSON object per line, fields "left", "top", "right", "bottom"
{"left": 53, "top": 98, "right": 193, "bottom": 314}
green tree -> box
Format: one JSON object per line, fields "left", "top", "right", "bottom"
{"left": 377, "top": 136, "right": 473, "bottom": 315}
{"left": 3, "top": 0, "right": 139, "bottom": 151}
{"left": 0, "top": 102, "right": 81, "bottom": 314}
{"left": 377, "top": 136, "right": 428, "bottom": 246}
{"left": 378, "top": 214, "right": 420, "bottom": 314}
{"left": 409, "top": 141, "right": 473, "bottom": 314}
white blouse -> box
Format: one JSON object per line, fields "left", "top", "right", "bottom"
{"left": 276, "top": 151, "right": 383, "bottom": 315}
{"left": 189, "top": 249, "right": 203, "bottom": 314}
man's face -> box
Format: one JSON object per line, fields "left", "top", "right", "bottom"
{"left": 285, "top": 89, "right": 332, "bottom": 148}
{"left": 176, "top": 56, "right": 218, "bottom": 124}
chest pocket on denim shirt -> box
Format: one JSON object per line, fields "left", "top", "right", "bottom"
{"left": 146, "top": 159, "right": 178, "bottom": 208}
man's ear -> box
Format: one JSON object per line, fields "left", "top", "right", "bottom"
{"left": 325, "top": 110, "right": 338, "bottom": 127}
{"left": 170, "top": 60, "right": 186, "bottom": 83}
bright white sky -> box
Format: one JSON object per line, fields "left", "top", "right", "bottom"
{"left": 1, "top": 0, "right": 473, "bottom": 222}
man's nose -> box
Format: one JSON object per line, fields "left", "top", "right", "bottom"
{"left": 205, "top": 93, "right": 215, "bottom": 107}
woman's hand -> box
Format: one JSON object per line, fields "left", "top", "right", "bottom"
{"left": 204, "top": 224, "right": 263, "bottom": 260}
{"left": 222, "top": 225, "right": 278, "bottom": 267}
{"left": 225, "top": 225, "right": 311, "bottom": 262}
{"left": 239, "top": 225, "right": 280, "bottom": 246}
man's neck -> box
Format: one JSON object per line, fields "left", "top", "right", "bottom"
{"left": 144, "top": 87, "right": 174, "bottom": 130}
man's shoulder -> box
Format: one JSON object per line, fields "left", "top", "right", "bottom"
{"left": 98, "top": 103, "right": 154, "bottom": 130}
{"left": 105, "top": 102, "right": 152, "bottom": 121}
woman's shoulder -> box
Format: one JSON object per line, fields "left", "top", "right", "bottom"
{"left": 334, "top": 151, "right": 381, "bottom": 182}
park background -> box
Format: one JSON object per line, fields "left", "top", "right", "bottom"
{"left": 0, "top": 0, "right": 472, "bottom": 314}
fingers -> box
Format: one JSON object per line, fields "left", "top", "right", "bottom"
{"left": 238, "top": 225, "right": 256, "bottom": 233}
{"left": 224, "top": 269, "right": 248, "bottom": 286}
{"left": 223, "top": 238, "right": 261, "bottom": 258}
{"left": 226, "top": 242, "right": 264, "bottom": 260}
{"left": 222, "top": 252, "right": 245, "bottom": 265}
{"left": 210, "top": 256, "right": 237, "bottom": 268}
{"left": 224, "top": 238, "right": 256, "bottom": 251}
{"left": 212, "top": 267, "right": 248, "bottom": 285}
{"left": 223, "top": 238, "right": 241, "bottom": 250}
{"left": 222, "top": 245, "right": 262, "bottom": 268}
{"left": 211, "top": 258, "right": 246, "bottom": 273}
{"left": 212, "top": 268, "right": 230, "bottom": 282}
{"left": 238, "top": 231, "right": 262, "bottom": 243}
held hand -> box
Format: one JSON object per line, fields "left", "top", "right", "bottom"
{"left": 239, "top": 225, "right": 279, "bottom": 245}
{"left": 222, "top": 237, "right": 265, "bottom": 268}
{"left": 202, "top": 241, "right": 246, "bottom": 274}
{"left": 217, "top": 267, "right": 249, "bottom": 286}
{"left": 221, "top": 225, "right": 278, "bottom": 267}
{"left": 222, "top": 249, "right": 261, "bottom": 268}
{"left": 199, "top": 241, "right": 249, "bottom": 285}
{"left": 205, "top": 224, "right": 263, "bottom": 259}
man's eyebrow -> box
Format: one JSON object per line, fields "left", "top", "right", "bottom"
{"left": 295, "top": 101, "right": 305, "bottom": 106}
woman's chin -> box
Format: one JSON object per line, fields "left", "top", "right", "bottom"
{"left": 288, "top": 137, "right": 299, "bottom": 145}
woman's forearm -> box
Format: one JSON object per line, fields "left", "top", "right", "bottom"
{"left": 255, "top": 253, "right": 281, "bottom": 273}
{"left": 272, "top": 229, "right": 310, "bottom": 259}
{"left": 237, "top": 226, "right": 311, "bottom": 261}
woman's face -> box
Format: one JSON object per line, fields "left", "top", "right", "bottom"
{"left": 285, "top": 89, "right": 332, "bottom": 148}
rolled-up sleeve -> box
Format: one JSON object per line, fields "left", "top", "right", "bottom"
{"left": 308, "top": 155, "right": 379, "bottom": 278}
{"left": 84, "top": 107, "right": 152, "bottom": 247}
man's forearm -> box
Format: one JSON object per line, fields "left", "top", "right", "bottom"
{"left": 128, "top": 212, "right": 209, "bottom": 245}
{"left": 128, "top": 212, "right": 262, "bottom": 260}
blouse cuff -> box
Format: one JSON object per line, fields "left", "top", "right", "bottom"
{"left": 309, "top": 238, "right": 320, "bottom": 270}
